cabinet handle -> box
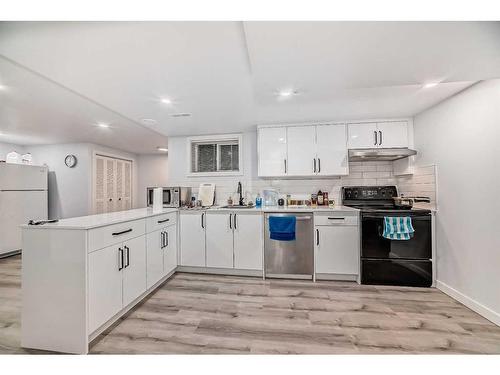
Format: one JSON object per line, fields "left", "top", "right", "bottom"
{"left": 161, "top": 231, "right": 165, "bottom": 249}
{"left": 284, "top": 159, "right": 287, "bottom": 174}
{"left": 316, "top": 229, "right": 320, "bottom": 246}
{"left": 157, "top": 218, "right": 170, "bottom": 224}
{"left": 374, "top": 131, "right": 378, "bottom": 145}
{"left": 318, "top": 158, "right": 321, "bottom": 173}
{"left": 328, "top": 217, "right": 345, "bottom": 220}
{"left": 379, "top": 130, "right": 383, "bottom": 145}
{"left": 313, "top": 158, "right": 316, "bottom": 173}
{"left": 124, "top": 245, "right": 130, "bottom": 268}
{"left": 229, "top": 213, "right": 233, "bottom": 229}
{"left": 201, "top": 212, "right": 205, "bottom": 229}
{"left": 118, "top": 247, "right": 124, "bottom": 271}
{"left": 112, "top": 228, "right": 132, "bottom": 236}
{"left": 234, "top": 214, "right": 237, "bottom": 230}
{"left": 165, "top": 231, "right": 169, "bottom": 248}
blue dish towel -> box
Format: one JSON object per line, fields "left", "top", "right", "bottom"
{"left": 382, "top": 216, "right": 415, "bottom": 240}
{"left": 269, "top": 216, "right": 296, "bottom": 241}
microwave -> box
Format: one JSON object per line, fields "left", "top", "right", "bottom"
{"left": 146, "top": 187, "right": 192, "bottom": 208}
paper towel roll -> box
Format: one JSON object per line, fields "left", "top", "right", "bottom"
{"left": 153, "top": 187, "right": 163, "bottom": 212}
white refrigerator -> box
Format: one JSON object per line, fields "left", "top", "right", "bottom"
{"left": 0, "top": 163, "right": 48, "bottom": 256}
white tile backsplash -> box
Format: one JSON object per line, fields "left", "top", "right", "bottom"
{"left": 170, "top": 161, "right": 399, "bottom": 205}
{"left": 396, "top": 164, "right": 438, "bottom": 207}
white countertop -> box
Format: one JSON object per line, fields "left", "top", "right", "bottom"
{"left": 184, "top": 205, "right": 359, "bottom": 213}
{"left": 21, "top": 207, "right": 178, "bottom": 230}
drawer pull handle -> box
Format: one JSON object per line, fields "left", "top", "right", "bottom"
{"left": 328, "top": 217, "right": 345, "bottom": 220}
{"left": 124, "top": 245, "right": 130, "bottom": 268}
{"left": 112, "top": 228, "right": 133, "bottom": 236}
{"left": 157, "top": 218, "right": 170, "bottom": 224}
{"left": 118, "top": 248, "right": 124, "bottom": 271}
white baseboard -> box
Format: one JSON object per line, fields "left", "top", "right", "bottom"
{"left": 436, "top": 280, "right": 500, "bottom": 327}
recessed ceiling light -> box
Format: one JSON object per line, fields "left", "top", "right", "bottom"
{"left": 0, "top": 84, "right": 7, "bottom": 91}
{"left": 161, "top": 98, "right": 172, "bottom": 104}
{"left": 277, "top": 89, "right": 299, "bottom": 98}
{"left": 141, "top": 118, "right": 157, "bottom": 126}
{"left": 97, "top": 122, "right": 110, "bottom": 128}
{"left": 157, "top": 147, "right": 168, "bottom": 152}
{"left": 170, "top": 113, "right": 191, "bottom": 118}
{"left": 423, "top": 83, "right": 438, "bottom": 89}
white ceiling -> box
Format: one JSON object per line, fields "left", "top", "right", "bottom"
{"left": 1, "top": 21, "right": 499, "bottom": 152}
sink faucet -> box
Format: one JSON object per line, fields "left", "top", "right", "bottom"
{"left": 237, "top": 181, "right": 244, "bottom": 206}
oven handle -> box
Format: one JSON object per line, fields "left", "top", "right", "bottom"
{"left": 362, "top": 214, "right": 431, "bottom": 219}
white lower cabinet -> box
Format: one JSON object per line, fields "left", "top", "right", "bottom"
{"left": 233, "top": 213, "right": 263, "bottom": 270}
{"left": 191, "top": 211, "right": 263, "bottom": 271}
{"left": 164, "top": 224, "right": 177, "bottom": 274}
{"left": 146, "top": 223, "right": 178, "bottom": 288}
{"left": 88, "top": 244, "right": 123, "bottom": 333}
{"left": 146, "top": 229, "right": 164, "bottom": 288}
{"left": 88, "top": 235, "right": 147, "bottom": 333}
{"left": 180, "top": 211, "right": 206, "bottom": 266}
{"left": 122, "top": 236, "right": 147, "bottom": 306}
{"left": 314, "top": 213, "right": 360, "bottom": 277}
{"left": 206, "top": 212, "right": 234, "bottom": 268}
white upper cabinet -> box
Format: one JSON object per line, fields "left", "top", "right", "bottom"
{"left": 258, "top": 127, "right": 287, "bottom": 177}
{"left": 286, "top": 126, "right": 317, "bottom": 176}
{"left": 376, "top": 121, "right": 408, "bottom": 148}
{"left": 347, "top": 121, "right": 408, "bottom": 149}
{"left": 347, "top": 122, "right": 378, "bottom": 149}
{"left": 316, "top": 124, "right": 348, "bottom": 176}
{"left": 258, "top": 123, "right": 348, "bottom": 177}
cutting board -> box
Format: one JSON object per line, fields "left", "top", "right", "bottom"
{"left": 198, "top": 183, "right": 216, "bottom": 206}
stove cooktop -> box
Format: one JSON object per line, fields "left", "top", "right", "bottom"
{"left": 342, "top": 186, "right": 431, "bottom": 215}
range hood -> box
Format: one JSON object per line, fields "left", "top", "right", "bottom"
{"left": 348, "top": 148, "right": 417, "bottom": 162}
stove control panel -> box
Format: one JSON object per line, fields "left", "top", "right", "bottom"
{"left": 342, "top": 186, "right": 398, "bottom": 201}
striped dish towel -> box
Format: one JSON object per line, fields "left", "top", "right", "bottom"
{"left": 382, "top": 216, "right": 415, "bottom": 240}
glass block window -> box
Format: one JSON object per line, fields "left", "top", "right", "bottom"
{"left": 189, "top": 135, "right": 241, "bottom": 174}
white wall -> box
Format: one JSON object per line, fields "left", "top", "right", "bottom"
{"left": 27, "top": 143, "right": 91, "bottom": 219}
{"left": 27, "top": 143, "right": 140, "bottom": 219}
{"left": 413, "top": 79, "right": 500, "bottom": 325}
{"left": 137, "top": 154, "right": 168, "bottom": 207}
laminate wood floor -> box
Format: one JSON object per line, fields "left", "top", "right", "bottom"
{"left": 1, "top": 254, "right": 499, "bottom": 354}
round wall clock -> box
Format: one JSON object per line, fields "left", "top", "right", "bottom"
{"left": 64, "top": 154, "right": 77, "bottom": 168}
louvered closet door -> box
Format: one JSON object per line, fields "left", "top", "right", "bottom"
{"left": 105, "top": 158, "right": 116, "bottom": 213}
{"left": 115, "top": 160, "right": 124, "bottom": 212}
{"left": 94, "top": 155, "right": 133, "bottom": 214}
{"left": 94, "top": 157, "right": 106, "bottom": 214}
{"left": 123, "top": 161, "right": 132, "bottom": 210}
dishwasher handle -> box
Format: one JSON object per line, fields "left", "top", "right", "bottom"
{"left": 295, "top": 216, "right": 312, "bottom": 221}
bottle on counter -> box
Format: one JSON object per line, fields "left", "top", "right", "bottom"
{"left": 227, "top": 195, "right": 233, "bottom": 206}
{"left": 311, "top": 194, "right": 318, "bottom": 207}
{"left": 255, "top": 193, "right": 262, "bottom": 208}
{"left": 322, "top": 191, "right": 329, "bottom": 206}
{"left": 317, "top": 190, "right": 324, "bottom": 205}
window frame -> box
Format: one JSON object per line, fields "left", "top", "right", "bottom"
{"left": 186, "top": 133, "right": 243, "bottom": 177}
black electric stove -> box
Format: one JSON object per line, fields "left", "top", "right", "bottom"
{"left": 342, "top": 186, "right": 432, "bottom": 287}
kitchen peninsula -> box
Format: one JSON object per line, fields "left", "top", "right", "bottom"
{"left": 21, "top": 205, "right": 359, "bottom": 353}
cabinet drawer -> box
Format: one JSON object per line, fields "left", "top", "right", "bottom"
{"left": 146, "top": 212, "right": 177, "bottom": 233}
{"left": 314, "top": 213, "right": 359, "bottom": 226}
{"left": 88, "top": 219, "right": 146, "bottom": 253}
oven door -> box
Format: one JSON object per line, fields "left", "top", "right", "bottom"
{"left": 361, "top": 212, "right": 431, "bottom": 260}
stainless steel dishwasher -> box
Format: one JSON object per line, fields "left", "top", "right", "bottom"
{"left": 264, "top": 213, "right": 314, "bottom": 279}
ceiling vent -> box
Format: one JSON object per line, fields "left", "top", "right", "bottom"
{"left": 170, "top": 113, "right": 191, "bottom": 118}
